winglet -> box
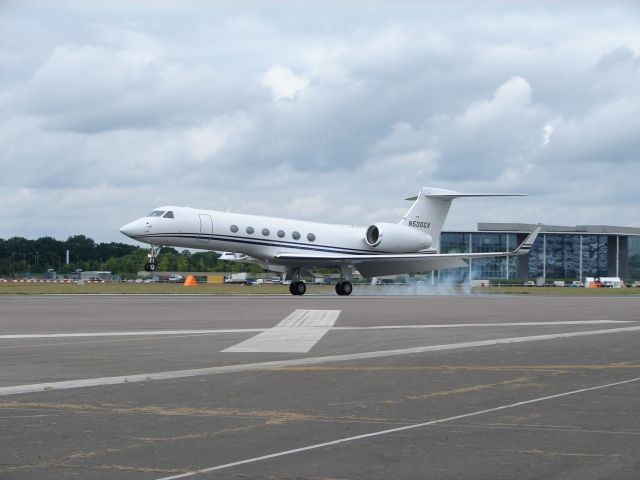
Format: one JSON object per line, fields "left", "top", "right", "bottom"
{"left": 511, "top": 223, "right": 543, "bottom": 255}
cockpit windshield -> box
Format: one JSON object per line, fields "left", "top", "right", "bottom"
{"left": 163, "top": 211, "right": 174, "bottom": 218}
{"left": 148, "top": 210, "right": 165, "bottom": 217}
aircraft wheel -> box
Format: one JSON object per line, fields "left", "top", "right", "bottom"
{"left": 290, "top": 282, "right": 307, "bottom": 295}
{"left": 144, "top": 263, "right": 150, "bottom": 271}
{"left": 148, "top": 263, "right": 156, "bottom": 272}
{"left": 335, "top": 281, "right": 353, "bottom": 296}
{"left": 289, "top": 281, "right": 306, "bottom": 296}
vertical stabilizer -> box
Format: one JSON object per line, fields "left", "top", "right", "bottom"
{"left": 399, "top": 187, "right": 526, "bottom": 252}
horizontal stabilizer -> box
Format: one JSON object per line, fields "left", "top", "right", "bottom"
{"left": 405, "top": 187, "right": 527, "bottom": 201}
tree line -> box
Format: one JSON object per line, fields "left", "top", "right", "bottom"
{"left": 0, "top": 236, "right": 262, "bottom": 277}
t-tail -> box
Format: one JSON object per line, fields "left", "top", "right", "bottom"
{"left": 399, "top": 187, "right": 527, "bottom": 252}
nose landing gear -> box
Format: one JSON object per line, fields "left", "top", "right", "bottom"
{"left": 143, "top": 245, "right": 161, "bottom": 272}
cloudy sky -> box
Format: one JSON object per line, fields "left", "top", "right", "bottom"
{"left": 1, "top": 1, "right": 639, "bottom": 243}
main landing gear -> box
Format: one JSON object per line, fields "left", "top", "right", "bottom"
{"left": 143, "top": 244, "right": 161, "bottom": 272}
{"left": 285, "top": 266, "right": 353, "bottom": 296}
{"left": 288, "top": 280, "right": 352, "bottom": 296}
{"left": 335, "top": 281, "right": 353, "bottom": 296}
{"left": 289, "top": 281, "right": 307, "bottom": 296}
{"left": 287, "top": 268, "right": 307, "bottom": 296}
{"left": 335, "top": 265, "right": 353, "bottom": 296}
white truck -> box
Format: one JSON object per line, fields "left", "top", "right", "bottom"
{"left": 585, "top": 277, "right": 622, "bottom": 288}
{"left": 225, "top": 272, "right": 248, "bottom": 284}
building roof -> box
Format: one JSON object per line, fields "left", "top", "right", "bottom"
{"left": 476, "top": 223, "right": 640, "bottom": 236}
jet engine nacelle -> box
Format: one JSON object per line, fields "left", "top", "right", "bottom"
{"left": 364, "top": 223, "right": 432, "bottom": 252}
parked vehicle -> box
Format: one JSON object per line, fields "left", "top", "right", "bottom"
{"left": 524, "top": 281, "right": 535, "bottom": 287}
{"left": 585, "top": 277, "right": 622, "bottom": 288}
{"left": 225, "top": 273, "right": 249, "bottom": 284}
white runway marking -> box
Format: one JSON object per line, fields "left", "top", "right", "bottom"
{"left": 154, "top": 376, "right": 640, "bottom": 480}
{"left": 222, "top": 309, "right": 341, "bottom": 353}
{"left": 0, "top": 329, "right": 263, "bottom": 339}
{"left": 331, "top": 320, "right": 634, "bottom": 330}
{"left": 0, "top": 319, "right": 630, "bottom": 339}
{"left": 1, "top": 324, "right": 639, "bottom": 397}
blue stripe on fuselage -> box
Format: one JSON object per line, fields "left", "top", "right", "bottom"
{"left": 131, "top": 232, "right": 385, "bottom": 255}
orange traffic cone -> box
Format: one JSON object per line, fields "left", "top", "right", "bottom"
{"left": 183, "top": 275, "right": 198, "bottom": 287}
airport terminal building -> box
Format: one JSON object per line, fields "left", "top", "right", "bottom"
{"left": 440, "top": 223, "right": 640, "bottom": 282}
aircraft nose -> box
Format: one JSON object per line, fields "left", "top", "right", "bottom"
{"left": 119, "top": 220, "right": 139, "bottom": 238}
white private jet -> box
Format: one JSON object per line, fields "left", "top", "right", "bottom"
{"left": 120, "top": 187, "right": 541, "bottom": 296}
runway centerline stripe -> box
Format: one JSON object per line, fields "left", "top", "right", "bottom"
{"left": 154, "top": 376, "right": 640, "bottom": 480}
{"left": 0, "top": 320, "right": 631, "bottom": 339}
{"left": 222, "top": 310, "right": 341, "bottom": 353}
{"left": 1, "top": 325, "right": 639, "bottom": 397}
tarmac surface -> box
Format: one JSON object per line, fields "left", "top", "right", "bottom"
{"left": 0, "top": 294, "right": 639, "bottom": 479}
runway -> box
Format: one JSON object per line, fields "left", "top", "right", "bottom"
{"left": 1, "top": 295, "right": 639, "bottom": 479}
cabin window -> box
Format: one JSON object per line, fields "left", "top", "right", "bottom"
{"left": 262, "top": 228, "right": 270, "bottom": 236}
{"left": 230, "top": 225, "right": 238, "bottom": 233}
{"left": 246, "top": 226, "right": 254, "bottom": 234}
{"left": 277, "top": 230, "right": 285, "bottom": 238}
{"left": 148, "top": 210, "right": 165, "bottom": 217}
{"left": 307, "top": 233, "right": 316, "bottom": 242}
{"left": 292, "top": 231, "right": 301, "bottom": 240}
{"left": 163, "top": 211, "right": 174, "bottom": 219}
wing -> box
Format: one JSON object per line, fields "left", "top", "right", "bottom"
{"left": 274, "top": 224, "right": 542, "bottom": 277}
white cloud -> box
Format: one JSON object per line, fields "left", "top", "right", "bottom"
{"left": 541, "top": 123, "right": 554, "bottom": 146}
{"left": 187, "top": 114, "right": 252, "bottom": 162}
{"left": 1, "top": 1, "right": 640, "bottom": 242}
{"left": 460, "top": 76, "right": 532, "bottom": 127}
{"left": 285, "top": 194, "right": 329, "bottom": 216}
{"left": 364, "top": 149, "right": 440, "bottom": 179}
{"left": 260, "top": 65, "right": 309, "bottom": 101}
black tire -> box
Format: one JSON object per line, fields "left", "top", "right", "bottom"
{"left": 148, "top": 263, "right": 156, "bottom": 272}
{"left": 335, "top": 282, "right": 344, "bottom": 296}
{"left": 144, "top": 263, "right": 150, "bottom": 271}
{"left": 295, "top": 281, "right": 306, "bottom": 296}
{"left": 289, "top": 281, "right": 306, "bottom": 296}
{"left": 342, "top": 281, "right": 353, "bottom": 296}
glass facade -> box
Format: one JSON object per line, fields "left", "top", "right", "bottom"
{"left": 629, "top": 236, "right": 640, "bottom": 280}
{"left": 471, "top": 233, "right": 517, "bottom": 279}
{"left": 440, "top": 230, "right": 638, "bottom": 281}
{"left": 440, "top": 233, "right": 469, "bottom": 254}
{"left": 528, "top": 234, "right": 589, "bottom": 280}
{"left": 580, "top": 235, "right": 609, "bottom": 279}
{"left": 439, "top": 233, "right": 469, "bottom": 282}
